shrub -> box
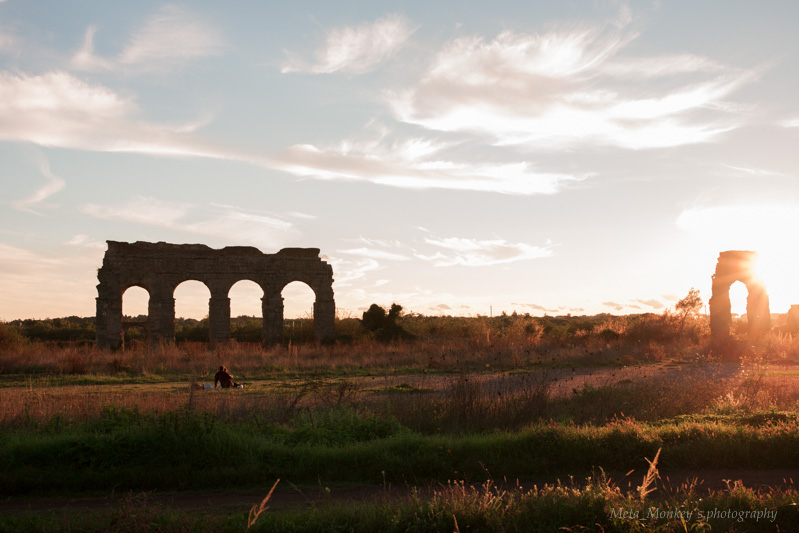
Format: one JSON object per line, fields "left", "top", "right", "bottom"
{"left": 0, "top": 321, "right": 26, "bottom": 350}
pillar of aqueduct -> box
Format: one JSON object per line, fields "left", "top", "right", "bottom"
{"left": 709, "top": 250, "right": 770, "bottom": 341}
{"left": 95, "top": 241, "right": 335, "bottom": 349}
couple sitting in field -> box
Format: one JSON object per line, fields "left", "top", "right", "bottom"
{"left": 214, "top": 365, "right": 245, "bottom": 389}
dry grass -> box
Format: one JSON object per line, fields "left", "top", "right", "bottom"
{"left": 4, "top": 311, "right": 798, "bottom": 379}
{"left": 5, "top": 357, "right": 799, "bottom": 434}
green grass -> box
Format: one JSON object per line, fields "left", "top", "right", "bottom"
{"left": 4, "top": 477, "right": 799, "bottom": 532}
{"left": 4, "top": 405, "right": 799, "bottom": 496}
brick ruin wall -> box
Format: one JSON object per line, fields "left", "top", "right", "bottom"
{"left": 96, "top": 241, "right": 335, "bottom": 349}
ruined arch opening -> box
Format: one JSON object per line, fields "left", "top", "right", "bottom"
{"left": 228, "top": 280, "right": 264, "bottom": 343}
{"left": 123, "top": 323, "right": 148, "bottom": 349}
{"left": 281, "top": 281, "right": 316, "bottom": 343}
{"left": 122, "top": 286, "right": 149, "bottom": 321}
{"left": 174, "top": 280, "right": 211, "bottom": 343}
{"left": 709, "top": 250, "right": 771, "bottom": 343}
{"left": 121, "top": 286, "right": 149, "bottom": 347}
{"left": 728, "top": 281, "right": 749, "bottom": 336}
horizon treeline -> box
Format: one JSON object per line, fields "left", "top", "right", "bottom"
{"left": 2, "top": 310, "right": 705, "bottom": 346}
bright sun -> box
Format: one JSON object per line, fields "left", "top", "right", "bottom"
{"left": 753, "top": 248, "right": 799, "bottom": 314}
{"left": 678, "top": 205, "right": 799, "bottom": 316}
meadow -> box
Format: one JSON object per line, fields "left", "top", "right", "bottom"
{"left": 2, "top": 309, "right": 799, "bottom": 531}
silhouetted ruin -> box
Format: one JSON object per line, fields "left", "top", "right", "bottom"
{"left": 709, "top": 250, "right": 770, "bottom": 343}
{"left": 96, "top": 241, "right": 335, "bottom": 349}
{"left": 788, "top": 305, "right": 799, "bottom": 333}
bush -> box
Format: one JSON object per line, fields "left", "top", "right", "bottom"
{"left": 0, "top": 322, "right": 26, "bottom": 350}
{"left": 361, "top": 303, "right": 413, "bottom": 343}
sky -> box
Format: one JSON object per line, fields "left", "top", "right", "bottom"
{"left": 1, "top": 1, "right": 798, "bottom": 321}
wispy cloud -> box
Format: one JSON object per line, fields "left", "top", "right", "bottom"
{"left": 72, "top": 5, "right": 224, "bottom": 73}
{"left": 338, "top": 232, "right": 553, "bottom": 267}
{"left": 632, "top": 298, "right": 664, "bottom": 309}
{"left": 387, "top": 24, "right": 756, "bottom": 149}
{"left": 603, "top": 301, "right": 625, "bottom": 311}
{"left": 418, "top": 236, "right": 552, "bottom": 267}
{"left": 0, "top": 70, "right": 230, "bottom": 158}
{"left": 0, "top": 70, "right": 573, "bottom": 197}
{"left": 12, "top": 152, "right": 66, "bottom": 214}
{"left": 71, "top": 25, "right": 115, "bottom": 71}
{"left": 282, "top": 14, "right": 414, "bottom": 74}
{"left": 337, "top": 248, "right": 412, "bottom": 261}
{"left": 0, "top": 71, "right": 580, "bottom": 197}
{"left": 64, "top": 234, "right": 106, "bottom": 250}
{"left": 328, "top": 257, "right": 381, "bottom": 288}
{"left": 512, "top": 302, "right": 561, "bottom": 313}
{"left": 0, "top": 71, "right": 140, "bottom": 144}
{"left": 273, "top": 126, "right": 581, "bottom": 195}
{"left": 81, "top": 196, "right": 296, "bottom": 249}
{"left": 718, "top": 163, "right": 789, "bottom": 178}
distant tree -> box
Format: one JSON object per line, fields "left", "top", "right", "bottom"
{"left": 676, "top": 287, "right": 703, "bottom": 334}
{"left": 361, "top": 303, "right": 411, "bottom": 342}
{"left": 361, "top": 304, "right": 388, "bottom": 332}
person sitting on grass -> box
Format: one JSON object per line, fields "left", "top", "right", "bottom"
{"left": 214, "top": 365, "right": 243, "bottom": 389}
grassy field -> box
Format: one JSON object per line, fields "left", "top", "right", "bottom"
{"left": 2, "top": 311, "right": 799, "bottom": 530}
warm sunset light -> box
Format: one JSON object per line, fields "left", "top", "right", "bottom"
{"left": 1, "top": 2, "right": 797, "bottom": 321}
{"left": 677, "top": 206, "right": 799, "bottom": 316}
{"left": 754, "top": 249, "right": 799, "bottom": 315}
{"left": 3, "top": 5, "right": 799, "bottom": 527}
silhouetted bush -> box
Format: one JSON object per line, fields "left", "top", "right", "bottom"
{"left": 361, "top": 303, "right": 413, "bottom": 342}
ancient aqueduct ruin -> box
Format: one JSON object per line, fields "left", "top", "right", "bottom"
{"left": 709, "top": 250, "right": 771, "bottom": 341}
{"left": 96, "top": 241, "right": 335, "bottom": 349}
{"left": 95, "top": 243, "right": 779, "bottom": 349}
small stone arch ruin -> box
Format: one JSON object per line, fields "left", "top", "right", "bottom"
{"left": 709, "top": 250, "right": 770, "bottom": 341}
{"left": 96, "top": 241, "right": 335, "bottom": 349}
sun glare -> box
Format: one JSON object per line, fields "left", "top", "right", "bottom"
{"left": 679, "top": 205, "right": 799, "bottom": 316}
{"left": 753, "top": 249, "right": 799, "bottom": 314}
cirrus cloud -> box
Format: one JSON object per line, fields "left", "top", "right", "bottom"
{"left": 0, "top": 70, "right": 239, "bottom": 160}
{"left": 72, "top": 5, "right": 225, "bottom": 73}
{"left": 80, "top": 196, "right": 297, "bottom": 249}
{"left": 281, "top": 13, "right": 414, "bottom": 74}
{"left": 273, "top": 127, "right": 582, "bottom": 195}
{"left": 387, "top": 25, "right": 756, "bottom": 149}
{"left": 417, "top": 235, "right": 552, "bottom": 267}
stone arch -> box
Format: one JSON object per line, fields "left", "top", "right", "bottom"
{"left": 709, "top": 250, "right": 770, "bottom": 342}
{"left": 282, "top": 280, "right": 316, "bottom": 318}
{"left": 121, "top": 285, "right": 150, "bottom": 348}
{"left": 172, "top": 279, "right": 212, "bottom": 343}
{"left": 173, "top": 280, "right": 212, "bottom": 319}
{"left": 122, "top": 322, "right": 149, "bottom": 349}
{"left": 261, "top": 270, "right": 336, "bottom": 345}
{"left": 228, "top": 279, "right": 265, "bottom": 317}
{"left": 122, "top": 285, "right": 149, "bottom": 319}
{"left": 96, "top": 242, "right": 335, "bottom": 349}
{"left": 278, "top": 280, "right": 318, "bottom": 342}
{"left": 227, "top": 279, "right": 265, "bottom": 343}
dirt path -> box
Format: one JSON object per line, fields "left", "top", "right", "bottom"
{"left": 3, "top": 469, "right": 799, "bottom": 514}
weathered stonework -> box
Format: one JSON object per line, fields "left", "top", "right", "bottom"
{"left": 96, "top": 241, "right": 335, "bottom": 349}
{"left": 709, "top": 250, "right": 770, "bottom": 342}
